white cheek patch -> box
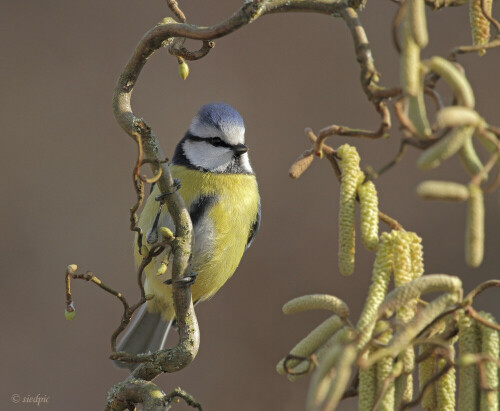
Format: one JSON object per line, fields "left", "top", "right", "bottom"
{"left": 238, "top": 152, "right": 254, "bottom": 174}
{"left": 189, "top": 115, "right": 245, "bottom": 146}
{"left": 183, "top": 140, "right": 234, "bottom": 171}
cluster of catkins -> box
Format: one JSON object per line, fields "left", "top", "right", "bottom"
{"left": 278, "top": 143, "right": 499, "bottom": 410}
{"left": 400, "top": 0, "right": 497, "bottom": 269}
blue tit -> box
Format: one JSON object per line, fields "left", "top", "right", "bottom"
{"left": 116, "top": 102, "right": 260, "bottom": 368}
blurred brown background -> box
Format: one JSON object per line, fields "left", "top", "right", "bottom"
{"left": 1, "top": 1, "right": 499, "bottom": 410}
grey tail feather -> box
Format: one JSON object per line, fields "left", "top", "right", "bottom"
{"left": 114, "top": 304, "right": 173, "bottom": 372}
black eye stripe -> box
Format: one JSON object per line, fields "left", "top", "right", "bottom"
{"left": 187, "top": 134, "right": 231, "bottom": 148}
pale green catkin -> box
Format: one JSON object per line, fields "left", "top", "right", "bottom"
{"left": 437, "top": 345, "right": 456, "bottom": 411}
{"left": 393, "top": 232, "right": 416, "bottom": 404}
{"left": 408, "top": 232, "right": 424, "bottom": 280}
{"left": 425, "top": 57, "right": 475, "bottom": 108}
{"left": 368, "top": 293, "right": 459, "bottom": 365}
{"left": 321, "top": 346, "right": 357, "bottom": 411}
{"left": 376, "top": 322, "right": 395, "bottom": 411}
{"left": 314, "top": 326, "right": 355, "bottom": 365}
{"left": 477, "top": 130, "right": 499, "bottom": 154}
{"left": 395, "top": 347, "right": 414, "bottom": 406}
{"left": 337, "top": 144, "right": 362, "bottom": 276}
{"left": 408, "top": 0, "right": 428, "bottom": 48}
{"left": 402, "top": 13, "right": 432, "bottom": 139}
{"left": 436, "top": 106, "right": 482, "bottom": 129}
{"left": 401, "top": 14, "right": 421, "bottom": 97}
{"left": 458, "top": 313, "right": 480, "bottom": 411}
{"left": 407, "top": 67, "right": 432, "bottom": 139}
{"left": 307, "top": 344, "right": 356, "bottom": 411}
{"left": 358, "top": 180, "right": 379, "bottom": 251}
{"left": 470, "top": 0, "right": 493, "bottom": 56}
{"left": 393, "top": 232, "right": 415, "bottom": 319}
{"left": 417, "top": 180, "right": 470, "bottom": 202}
{"left": 419, "top": 344, "right": 438, "bottom": 410}
{"left": 465, "top": 184, "right": 485, "bottom": 267}
{"left": 286, "top": 327, "right": 353, "bottom": 383}
{"left": 282, "top": 294, "right": 350, "bottom": 319}
{"left": 359, "top": 350, "right": 377, "bottom": 411}
{"left": 306, "top": 344, "right": 343, "bottom": 410}
{"left": 378, "top": 274, "right": 462, "bottom": 318}
{"left": 276, "top": 315, "right": 343, "bottom": 377}
{"left": 357, "top": 232, "right": 394, "bottom": 348}
{"left": 479, "top": 311, "right": 499, "bottom": 411}
{"left": 459, "top": 136, "right": 487, "bottom": 181}
{"left": 417, "top": 125, "right": 475, "bottom": 170}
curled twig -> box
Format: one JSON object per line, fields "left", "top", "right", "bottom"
{"left": 464, "top": 280, "right": 500, "bottom": 305}
{"left": 466, "top": 306, "right": 500, "bottom": 333}
{"left": 64, "top": 265, "right": 134, "bottom": 352}
{"left": 170, "top": 40, "right": 215, "bottom": 60}
{"left": 166, "top": 0, "right": 186, "bottom": 22}
{"left": 165, "top": 387, "right": 203, "bottom": 410}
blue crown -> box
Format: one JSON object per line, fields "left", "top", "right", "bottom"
{"left": 197, "top": 102, "right": 245, "bottom": 131}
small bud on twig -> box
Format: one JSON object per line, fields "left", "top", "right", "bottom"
{"left": 65, "top": 303, "right": 76, "bottom": 321}
{"left": 178, "top": 60, "right": 189, "bottom": 80}
{"left": 159, "top": 226, "right": 175, "bottom": 240}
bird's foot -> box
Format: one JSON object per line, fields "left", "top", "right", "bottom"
{"left": 164, "top": 271, "right": 198, "bottom": 286}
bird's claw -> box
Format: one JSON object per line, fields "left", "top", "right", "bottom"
{"left": 164, "top": 271, "right": 198, "bottom": 287}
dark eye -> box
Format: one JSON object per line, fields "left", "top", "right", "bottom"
{"left": 210, "top": 137, "right": 223, "bottom": 146}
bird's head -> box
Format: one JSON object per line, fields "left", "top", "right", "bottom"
{"left": 173, "top": 102, "right": 254, "bottom": 174}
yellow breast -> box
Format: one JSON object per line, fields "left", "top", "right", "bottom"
{"left": 135, "top": 164, "right": 260, "bottom": 320}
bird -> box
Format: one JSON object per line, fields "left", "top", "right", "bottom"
{"left": 116, "top": 102, "right": 260, "bottom": 368}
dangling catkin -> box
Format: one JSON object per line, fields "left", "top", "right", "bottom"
{"left": 479, "top": 311, "right": 499, "bottom": 411}
{"left": 469, "top": 0, "right": 493, "bottom": 56}
{"left": 465, "top": 184, "right": 484, "bottom": 267}
{"left": 437, "top": 345, "right": 456, "bottom": 411}
{"left": 357, "top": 232, "right": 394, "bottom": 348}
{"left": 419, "top": 344, "right": 438, "bottom": 410}
{"left": 458, "top": 313, "right": 480, "bottom": 411}
{"left": 337, "top": 144, "right": 362, "bottom": 276}
{"left": 376, "top": 321, "right": 395, "bottom": 411}
{"left": 358, "top": 180, "right": 379, "bottom": 251}
{"left": 359, "top": 350, "right": 377, "bottom": 411}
